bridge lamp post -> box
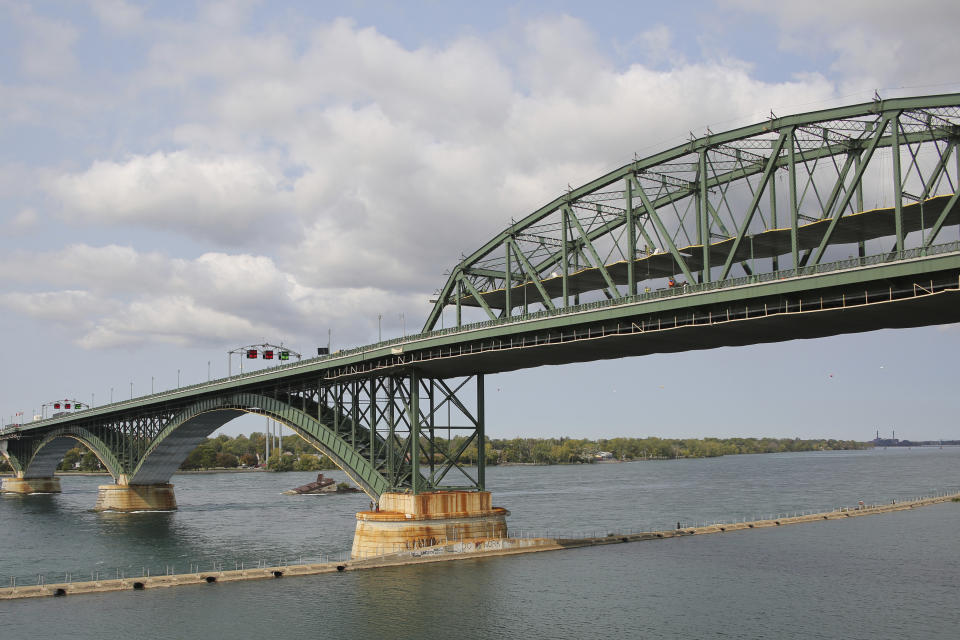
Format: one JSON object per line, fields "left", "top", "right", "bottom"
{"left": 130, "top": 381, "right": 133, "bottom": 399}
{"left": 110, "top": 387, "right": 113, "bottom": 403}
{"left": 378, "top": 314, "right": 382, "bottom": 342}
{"left": 177, "top": 369, "right": 181, "bottom": 389}
{"left": 207, "top": 361, "right": 211, "bottom": 382}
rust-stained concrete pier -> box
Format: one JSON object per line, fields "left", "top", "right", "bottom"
{"left": 352, "top": 490, "right": 509, "bottom": 559}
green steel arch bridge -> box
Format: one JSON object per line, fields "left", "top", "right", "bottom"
{"left": 4, "top": 93, "right": 960, "bottom": 505}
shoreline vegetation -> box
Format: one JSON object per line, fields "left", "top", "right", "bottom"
{"left": 0, "top": 434, "right": 874, "bottom": 474}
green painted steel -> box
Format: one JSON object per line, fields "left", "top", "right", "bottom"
{"left": 132, "top": 393, "right": 390, "bottom": 498}
{"left": 423, "top": 92, "right": 960, "bottom": 332}
{"left": 31, "top": 428, "right": 124, "bottom": 479}
{"left": 5, "top": 94, "right": 960, "bottom": 498}
{"left": 2, "top": 426, "right": 123, "bottom": 480}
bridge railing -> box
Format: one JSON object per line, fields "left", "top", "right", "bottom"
{"left": 403, "top": 239, "right": 960, "bottom": 341}
{"left": 9, "top": 240, "right": 959, "bottom": 432}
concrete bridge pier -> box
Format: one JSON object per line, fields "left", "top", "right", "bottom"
{"left": 352, "top": 491, "right": 509, "bottom": 560}
{"left": 94, "top": 482, "right": 177, "bottom": 512}
{"left": 1, "top": 474, "right": 62, "bottom": 494}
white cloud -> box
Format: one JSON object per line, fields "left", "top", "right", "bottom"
{"left": 0, "top": 244, "right": 421, "bottom": 349}
{"left": 8, "top": 207, "right": 38, "bottom": 231}
{"left": 3, "top": 2, "right": 79, "bottom": 77}
{"left": 3, "top": 11, "right": 851, "bottom": 354}
{"left": 52, "top": 151, "right": 294, "bottom": 245}
{"left": 77, "top": 295, "right": 277, "bottom": 349}
{"left": 722, "top": 0, "right": 960, "bottom": 93}
{"left": 89, "top": 0, "right": 144, "bottom": 33}
{"left": 23, "top": 7, "right": 955, "bottom": 354}
{"left": 618, "top": 25, "right": 686, "bottom": 69}
{"left": 0, "top": 289, "right": 114, "bottom": 323}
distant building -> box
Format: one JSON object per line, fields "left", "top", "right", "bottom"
{"left": 594, "top": 451, "right": 614, "bottom": 460}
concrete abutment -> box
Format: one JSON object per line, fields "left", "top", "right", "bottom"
{"left": 1, "top": 475, "right": 62, "bottom": 494}
{"left": 94, "top": 483, "right": 177, "bottom": 511}
{"left": 352, "top": 491, "right": 509, "bottom": 560}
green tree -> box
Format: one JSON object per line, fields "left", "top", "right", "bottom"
{"left": 215, "top": 452, "right": 238, "bottom": 468}
{"left": 59, "top": 447, "right": 84, "bottom": 471}
{"left": 79, "top": 450, "right": 102, "bottom": 471}
{"left": 531, "top": 441, "right": 556, "bottom": 464}
{"left": 267, "top": 452, "right": 294, "bottom": 472}
{"left": 295, "top": 454, "right": 322, "bottom": 471}
{"left": 180, "top": 439, "right": 218, "bottom": 470}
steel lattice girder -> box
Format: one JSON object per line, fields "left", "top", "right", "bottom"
{"left": 424, "top": 93, "right": 960, "bottom": 330}
{"left": 7, "top": 94, "right": 960, "bottom": 500}
{"left": 1, "top": 374, "right": 485, "bottom": 499}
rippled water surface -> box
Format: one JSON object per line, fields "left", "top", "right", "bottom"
{"left": 3, "top": 447, "right": 959, "bottom": 638}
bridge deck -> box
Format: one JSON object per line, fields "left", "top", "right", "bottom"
{"left": 5, "top": 245, "right": 958, "bottom": 438}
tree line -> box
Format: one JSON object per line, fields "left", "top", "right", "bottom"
{"left": 0, "top": 433, "right": 871, "bottom": 474}
{"left": 46, "top": 432, "right": 339, "bottom": 473}
{"left": 486, "top": 436, "right": 870, "bottom": 464}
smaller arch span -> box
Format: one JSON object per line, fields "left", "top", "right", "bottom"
{"left": 22, "top": 427, "right": 123, "bottom": 480}
{"left": 128, "top": 393, "right": 390, "bottom": 499}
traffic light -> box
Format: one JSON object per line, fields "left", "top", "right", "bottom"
{"left": 54, "top": 403, "right": 61, "bottom": 409}
{"left": 317, "top": 347, "right": 329, "bottom": 355}
{"left": 263, "top": 350, "right": 274, "bottom": 360}
{"left": 279, "top": 351, "right": 290, "bottom": 361}
{"left": 246, "top": 349, "right": 258, "bottom": 359}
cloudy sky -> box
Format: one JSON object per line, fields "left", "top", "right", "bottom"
{"left": 2, "top": 0, "right": 959, "bottom": 440}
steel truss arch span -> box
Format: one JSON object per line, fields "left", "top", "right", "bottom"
{"left": 425, "top": 92, "right": 960, "bottom": 331}
{"left": 128, "top": 393, "right": 390, "bottom": 498}
{"left": 18, "top": 427, "right": 123, "bottom": 479}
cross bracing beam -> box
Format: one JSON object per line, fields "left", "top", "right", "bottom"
{"left": 6, "top": 246, "right": 960, "bottom": 503}
{"left": 424, "top": 93, "right": 960, "bottom": 329}
{"left": 7, "top": 94, "right": 960, "bottom": 508}
{"left": 2, "top": 374, "right": 486, "bottom": 499}
{"left": 453, "top": 196, "right": 959, "bottom": 309}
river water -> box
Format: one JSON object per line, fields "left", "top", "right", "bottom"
{"left": 3, "top": 447, "right": 959, "bottom": 638}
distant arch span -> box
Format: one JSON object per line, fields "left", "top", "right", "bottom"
{"left": 128, "top": 393, "right": 390, "bottom": 498}
{"left": 21, "top": 427, "right": 123, "bottom": 479}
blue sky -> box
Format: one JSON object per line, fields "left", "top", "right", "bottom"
{"left": 1, "top": 0, "right": 959, "bottom": 440}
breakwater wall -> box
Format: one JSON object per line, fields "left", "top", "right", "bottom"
{"left": 3, "top": 491, "right": 957, "bottom": 601}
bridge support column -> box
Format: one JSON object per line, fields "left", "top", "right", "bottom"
{"left": 1, "top": 474, "right": 61, "bottom": 494}
{"left": 94, "top": 483, "right": 177, "bottom": 512}
{"left": 351, "top": 490, "right": 509, "bottom": 560}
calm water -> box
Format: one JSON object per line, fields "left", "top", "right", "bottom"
{"left": 2, "top": 447, "right": 959, "bottom": 638}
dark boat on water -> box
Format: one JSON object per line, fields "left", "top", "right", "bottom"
{"left": 282, "top": 473, "right": 337, "bottom": 495}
